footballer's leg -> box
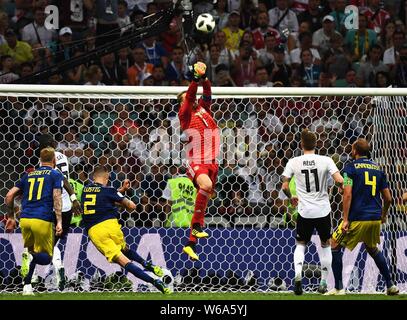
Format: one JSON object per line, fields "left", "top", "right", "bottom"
{"left": 293, "top": 215, "right": 313, "bottom": 295}
{"left": 365, "top": 245, "right": 399, "bottom": 295}
{"left": 325, "top": 236, "right": 345, "bottom": 295}
{"left": 53, "top": 210, "right": 72, "bottom": 291}
{"left": 316, "top": 214, "right": 332, "bottom": 294}
{"left": 115, "top": 254, "right": 171, "bottom": 294}
{"left": 183, "top": 172, "right": 212, "bottom": 261}
{"left": 122, "top": 246, "right": 163, "bottom": 277}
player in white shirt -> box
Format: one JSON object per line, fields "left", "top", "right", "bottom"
{"left": 281, "top": 129, "right": 343, "bottom": 295}
{"left": 35, "top": 134, "right": 83, "bottom": 290}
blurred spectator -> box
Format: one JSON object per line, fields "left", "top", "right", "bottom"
{"left": 130, "top": 8, "right": 146, "bottom": 29}
{"left": 345, "top": 69, "right": 356, "bottom": 88}
{"left": 290, "top": 31, "right": 321, "bottom": 68}
{"left": 206, "top": 43, "right": 222, "bottom": 82}
{"left": 151, "top": 65, "right": 168, "bottom": 86}
{"left": 84, "top": 64, "right": 105, "bottom": 85}
{"left": 323, "top": 33, "right": 351, "bottom": 80}
{"left": 0, "top": 29, "right": 33, "bottom": 64}
{"left": 117, "top": 47, "right": 133, "bottom": 70}
{"left": 58, "top": 0, "right": 91, "bottom": 36}
{"left": 345, "top": 14, "right": 377, "bottom": 62}
{"left": 268, "top": 0, "right": 299, "bottom": 34}
{"left": 394, "top": 43, "right": 407, "bottom": 87}
{"left": 239, "top": 0, "right": 258, "bottom": 30}
{"left": 0, "top": 10, "right": 9, "bottom": 46}
{"left": 318, "top": 71, "right": 336, "bottom": 87}
{"left": 241, "top": 30, "right": 259, "bottom": 56}
{"left": 193, "top": 0, "right": 214, "bottom": 16}
{"left": 312, "top": 15, "right": 341, "bottom": 56}
{"left": 380, "top": 20, "right": 396, "bottom": 49}
{"left": 117, "top": 0, "right": 132, "bottom": 35}
{"left": 258, "top": 32, "right": 278, "bottom": 66}
{"left": 364, "top": 0, "right": 390, "bottom": 33}
{"left": 287, "top": 20, "right": 311, "bottom": 52}
{"left": 0, "top": 55, "right": 19, "bottom": 83}
{"left": 214, "top": 63, "right": 236, "bottom": 86}
{"left": 141, "top": 36, "right": 169, "bottom": 68}
{"left": 222, "top": 10, "right": 244, "bottom": 52}
{"left": 298, "top": 0, "right": 324, "bottom": 33}
{"left": 232, "top": 40, "right": 257, "bottom": 86}
{"left": 141, "top": 73, "right": 154, "bottom": 85}
{"left": 245, "top": 66, "right": 273, "bottom": 87}
{"left": 85, "top": 0, "right": 120, "bottom": 48}
{"left": 128, "top": 125, "right": 150, "bottom": 166}
{"left": 20, "top": 61, "right": 34, "bottom": 79}
{"left": 32, "top": 43, "right": 53, "bottom": 73}
{"left": 252, "top": 11, "right": 281, "bottom": 50}
{"left": 329, "top": 0, "right": 348, "bottom": 35}
{"left": 65, "top": 51, "right": 86, "bottom": 84}
{"left": 295, "top": 48, "right": 321, "bottom": 87}
{"left": 54, "top": 27, "right": 79, "bottom": 64}
{"left": 211, "top": 0, "right": 230, "bottom": 31}
{"left": 160, "top": 16, "right": 182, "bottom": 54}
{"left": 99, "top": 52, "right": 127, "bottom": 85}
{"left": 165, "top": 46, "right": 186, "bottom": 82}
{"left": 375, "top": 70, "right": 391, "bottom": 87}
{"left": 269, "top": 44, "right": 292, "bottom": 86}
{"left": 21, "top": 7, "right": 55, "bottom": 47}
{"left": 383, "top": 30, "right": 406, "bottom": 69}
{"left": 57, "top": 126, "right": 86, "bottom": 166}
{"left": 356, "top": 44, "right": 388, "bottom": 87}
{"left": 127, "top": 46, "right": 154, "bottom": 85}
{"left": 213, "top": 30, "right": 235, "bottom": 67}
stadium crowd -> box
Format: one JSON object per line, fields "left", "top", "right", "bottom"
{"left": 1, "top": 0, "right": 406, "bottom": 230}
{"left": 0, "top": 0, "right": 406, "bottom": 87}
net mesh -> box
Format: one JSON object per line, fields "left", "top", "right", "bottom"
{"left": 0, "top": 90, "right": 406, "bottom": 294}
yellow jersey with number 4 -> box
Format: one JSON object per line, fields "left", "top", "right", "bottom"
{"left": 343, "top": 157, "right": 389, "bottom": 221}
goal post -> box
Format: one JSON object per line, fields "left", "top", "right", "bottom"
{"left": 0, "top": 85, "right": 406, "bottom": 294}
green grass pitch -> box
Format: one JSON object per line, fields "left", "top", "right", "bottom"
{"left": 0, "top": 292, "right": 406, "bottom": 300}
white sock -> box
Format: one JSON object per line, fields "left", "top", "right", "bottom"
{"left": 52, "top": 246, "right": 62, "bottom": 270}
{"left": 319, "top": 245, "right": 332, "bottom": 283}
{"left": 294, "top": 244, "right": 306, "bottom": 281}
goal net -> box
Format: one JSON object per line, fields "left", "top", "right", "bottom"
{"left": 0, "top": 85, "right": 406, "bottom": 294}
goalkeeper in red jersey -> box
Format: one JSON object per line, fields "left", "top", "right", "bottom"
{"left": 177, "top": 62, "right": 220, "bottom": 261}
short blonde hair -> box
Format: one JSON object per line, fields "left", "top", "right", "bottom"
{"left": 40, "top": 147, "right": 55, "bottom": 163}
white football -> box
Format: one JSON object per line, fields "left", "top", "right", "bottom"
{"left": 195, "top": 13, "right": 216, "bottom": 33}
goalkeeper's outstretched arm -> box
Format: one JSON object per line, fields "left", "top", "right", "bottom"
{"left": 178, "top": 81, "right": 198, "bottom": 130}
{"left": 201, "top": 78, "right": 212, "bottom": 112}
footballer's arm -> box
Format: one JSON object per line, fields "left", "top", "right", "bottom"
{"left": 380, "top": 188, "right": 393, "bottom": 223}
{"left": 332, "top": 171, "right": 344, "bottom": 188}
{"left": 54, "top": 188, "right": 63, "bottom": 236}
{"left": 4, "top": 187, "right": 21, "bottom": 232}
{"left": 341, "top": 184, "right": 352, "bottom": 233}
{"left": 201, "top": 78, "right": 212, "bottom": 112}
{"left": 281, "top": 176, "right": 298, "bottom": 207}
{"left": 62, "top": 176, "right": 83, "bottom": 216}
{"left": 178, "top": 81, "right": 198, "bottom": 130}
{"left": 116, "top": 198, "right": 137, "bottom": 211}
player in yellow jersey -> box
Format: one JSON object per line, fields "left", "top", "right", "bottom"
{"left": 81, "top": 165, "right": 171, "bottom": 294}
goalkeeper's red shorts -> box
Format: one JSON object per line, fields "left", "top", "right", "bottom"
{"left": 186, "top": 161, "right": 218, "bottom": 189}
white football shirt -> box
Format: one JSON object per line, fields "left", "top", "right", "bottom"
{"left": 282, "top": 154, "right": 339, "bottom": 218}
{"left": 55, "top": 151, "right": 72, "bottom": 212}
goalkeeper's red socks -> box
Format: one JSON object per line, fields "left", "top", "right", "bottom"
{"left": 189, "top": 188, "right": 211, "bottom": 243}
